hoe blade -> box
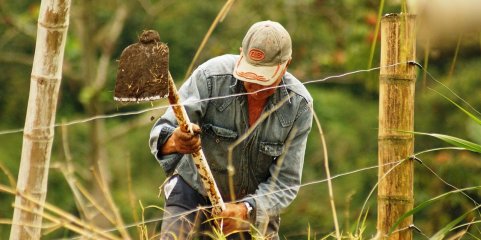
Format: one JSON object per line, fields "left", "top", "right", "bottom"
{"left": 114, "top": 30, "right": 169, "bottom": 102}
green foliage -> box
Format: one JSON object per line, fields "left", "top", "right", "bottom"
{"left": 430, "top": 207, "right": 478, "bottom": 240}
{"left": 389, "top": 186, "right": 481, "bottom": 235}
{"left": 415, "top": 132, "right": 481, "bottom": 154}
{"left": 1, "top": 0, "right": 481, "bottom": 239}
{"left": 282, "top": 86, "right": 379, "bottom": 237}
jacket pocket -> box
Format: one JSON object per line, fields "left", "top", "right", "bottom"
{"left": 201, "top": 124, "right": 238, "bottom": 172}
{"left": 256, "top": 142, "right": 284, "bottom": 178}
{"left": 203, "top": 124, "right": 238, "bottom": 140}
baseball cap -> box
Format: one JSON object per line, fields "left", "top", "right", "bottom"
{"left": 233, "top": 20, "right": 292, "bottom": 86}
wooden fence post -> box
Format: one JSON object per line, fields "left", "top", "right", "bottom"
{"left": 10, "top": 1, "right": 71, "bottom": 239}
{"left": 377, "top": 13, "right": 416, "bottom": 240}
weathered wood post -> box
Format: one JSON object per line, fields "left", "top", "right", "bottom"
{"left": 10, "top": 1, "right": 71, "bottom": 239}
{"left": 377, "top": 13, "right": 416, "bottom": 240}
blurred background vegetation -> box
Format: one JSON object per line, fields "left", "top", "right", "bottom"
{"left": 0, "top": 0, "right": 480, "bottom": 239}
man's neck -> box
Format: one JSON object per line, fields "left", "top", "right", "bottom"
{"left": 247, "top": 96, "right": 268, "bottom": 127}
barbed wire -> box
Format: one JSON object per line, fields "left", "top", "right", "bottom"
{"left": 389, "top": 224, "right": 430, "bottom": 239}
{"left": 3, "top": 60, "right": 477, "bottom": 138}
{"left": 1, "top": 61, "right": 478, "bottom": 235}
{"left": 65, "top": 159, "right": 404, "bottom": 239}
{"left": 0, "top": 62, "right": 406, "bottom": 137}
{"left": 410, "top": 61, "right": 481, "bottom": 116}
{"left": 63, "top": 145, "right": 481, "bottom": 239}
{"left": 3, "top": 61, "right": 480, "bottom": 238}
{"left": 414, "top": 156, "right": 481, "bottom": 217}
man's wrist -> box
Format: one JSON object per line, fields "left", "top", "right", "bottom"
{"left": 158, "top": 126, "right": 176, "bottom": 155}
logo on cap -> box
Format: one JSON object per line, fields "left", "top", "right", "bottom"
{"left": 248, "top": 48, "right": 265, "bottom": 61}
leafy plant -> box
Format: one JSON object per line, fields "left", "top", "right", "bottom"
{"left": 390, "top": 90, "right": 481, "bottom": 238}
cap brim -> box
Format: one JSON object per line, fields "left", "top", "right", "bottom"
{"left": 233, "top": 54, "right": 288, "bottom": 86}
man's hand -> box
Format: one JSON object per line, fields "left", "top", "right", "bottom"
{"left": 218, "top": 202, "right": 250, "bottom": 235}
{"left": 161, "top": 124, "right": 201, "bottom": 154}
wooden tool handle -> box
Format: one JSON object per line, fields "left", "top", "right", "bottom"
{"left": 167, "top": 72, "right": 226, "bottom": 215}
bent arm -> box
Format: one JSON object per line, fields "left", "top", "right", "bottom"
{"left": 149, "top": 67, "right": 210, "bottom": 174}
{"left": 242, "top": 101, "right": 313, "bottom": 233}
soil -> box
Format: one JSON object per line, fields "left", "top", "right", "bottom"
{"left": 114, "top": 30, "right": 169, "bottom": 102}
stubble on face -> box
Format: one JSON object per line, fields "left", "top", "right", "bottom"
{"left": 243, "top": 78, "right": 281, "bottom": 101}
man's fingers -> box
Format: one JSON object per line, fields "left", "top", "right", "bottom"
{"left": 191, "top": 124, "right": 201, "bottom": 134}
{"left": 178, "top": 142, "right": 201, "bottom": 153}
{"left": 218, "top": 203, "right": 250, "bottom": 235}
{"left": 179, "top": 134, "right": 201, "bottom": 147}
{"left": 170, "top": 124, "right": 202, "bottom": 154}
{"left": 192, "top": 140, "right": 202, "bottom": 151}
{"left": 179, "top": 123, "right": 201, "bottom": 134}
{"left": 176, "top": 130, "right": 195, "bottom": 140}
{"left": 221, "top": 218, "right": 249, "bottom": 235}
{"left": 221, "top": 219, "right": 235, "bottom": 235}
{"left": 172, "top": 126, "right": 202, "bottom": 154}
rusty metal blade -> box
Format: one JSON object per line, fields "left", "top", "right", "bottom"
{"left": 114, "top": 30, "right": 169, "bottom": 102}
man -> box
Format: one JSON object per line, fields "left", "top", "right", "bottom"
{"left": 149, "top": 20, "right": 313, "bottom": 239}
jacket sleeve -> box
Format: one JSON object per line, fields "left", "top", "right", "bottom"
{"left": 149, "top": 66, "right": 210, "bottom": 175}
{"left": 242, "top": 99, "right": 313, "bottom": 235}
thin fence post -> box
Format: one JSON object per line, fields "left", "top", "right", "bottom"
{"left": 377, "top": 13, "right": 416, "bottom": 240}
{"left": 10, "top": 1, "right": 71, "bottom": 239}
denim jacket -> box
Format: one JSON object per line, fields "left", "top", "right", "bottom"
{"left": 149, "top": 54, "right": 313, "bottom": 234}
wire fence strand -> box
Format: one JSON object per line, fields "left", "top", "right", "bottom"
{"left": 65, "top": 144, "right": 481, "bottom": 239}
{"left": 3, "top": 60, "right": 474, "bottom": 138}
{"left": 2, "top": 61, "right": 479, "bottom": 239}
{"left": 0, "top": 62, "right": 408, "bottom": 137}
{"left": 65, "top": 159, "right": 405, "bottom": 240}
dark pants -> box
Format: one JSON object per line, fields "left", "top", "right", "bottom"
{"left": 160, "top": 176, "right": 252, "bottom": 240}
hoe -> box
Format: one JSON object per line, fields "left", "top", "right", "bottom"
{"left": 113, "top": 30, "right": 225, "bottom": 215}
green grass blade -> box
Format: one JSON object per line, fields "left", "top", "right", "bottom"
{"left": 367, "top": 0, "right": 385, "bottom": 70}
{"left": 388, "top": 186, "right": 481, "bottom": 234}
{"left": 430, "top": 205, "right": 481, "bottom": 240}
{"left": 428, "top": 133, "right": 481, "bottom": 154}
{"left": 413, "top": 131, "right": 481, "bottom": 154}
{"left": 433, "top": 89, "right": 481, "bottom": 126}
{"left": 447, "top": 34, "right": 462, "bottom": 83}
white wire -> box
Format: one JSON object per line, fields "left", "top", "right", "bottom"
{"left": 0, "top": 62, "right": 407, "bottom": 137}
